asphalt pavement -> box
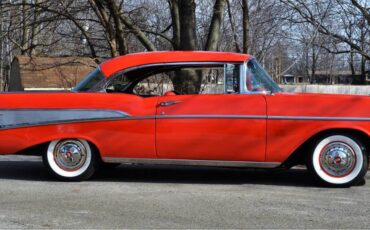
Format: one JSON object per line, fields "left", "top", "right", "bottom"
{"left": 0, "top": 155, "right": 369, "bottom": 229}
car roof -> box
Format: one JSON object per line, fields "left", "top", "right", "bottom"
{"left": 99, "top": 51, "right": 252, "bottom": 77}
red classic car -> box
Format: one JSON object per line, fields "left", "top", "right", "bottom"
{"left": 0, "top": 51, "right": 369, "bottom": 186}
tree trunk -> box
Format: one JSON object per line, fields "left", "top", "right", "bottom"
{"left": 89, "top": 0, "right": 120, "bottom": 57}
{"left": 171, "top": 0, "right": 201, "bottom": 94}
{"left": 0, "top": 2, "right": 3, "bottom": 91}
{"left": 205, "top": 0, "right": 226, "bottom": 51}
{"left": 178, "top": 0, "right": 197, "bottom": 50}
{"left": 305, "top": 46, "right": 311, "bottom": 83}
{"left": 119, "top": 14, "right": 157, "bottom": 52}
{"left": 351, "top": 0, "right": 370, "bottom": 25}
{"left": 21, "top": 0, "right": 29, "bottom": 55}
{"left": 349, "top": 49, "right": 356, "bottom": 76}
{"left": 361, "top": 56, "right": 366, "bottom": 84}
{"left": 168, "top": 0, "right": 180, "bottom": 50}
{"left": 29, "top": 0, "right": 40, "bottom": 56}
{"left": 105, "top": 0, "right": 128, "bottom": 55}
{"left": 89, "top": 0, "right": 156, "bottom": 53}
{"left": 311, "top": 48, "right": 316, "bottom": 82}
{"left": 242, "top": 0, "right": 250, "bottom": 54}
{"left": 226, "top": 0, "right": 241, "bottom": 52}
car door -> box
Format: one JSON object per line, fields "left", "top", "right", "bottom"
{"left": 155, "top": 63, "right": 267, "bottom": 162}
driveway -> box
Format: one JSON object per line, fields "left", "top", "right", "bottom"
{"left": 0, "top": 156, "right": 369, "bottom": 229}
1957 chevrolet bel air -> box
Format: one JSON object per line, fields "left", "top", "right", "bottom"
{"left": 0, "top": 51, "right": 369, "bottom": 186}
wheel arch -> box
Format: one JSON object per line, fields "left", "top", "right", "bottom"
{"left": 15, "top": 136, "right": 103, "bottom": 160}
{"left": 282, "top": 128, "right": 370, "bottom": 168}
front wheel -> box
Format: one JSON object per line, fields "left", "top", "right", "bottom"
{"left": 43, "top": 139, "right": 98, "bottom": 181}
{"left": 308, "top": 134, "right": 368, "bottom": 187}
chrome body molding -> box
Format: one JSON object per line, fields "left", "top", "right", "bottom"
{"left": 1, "top": 109, "right": 369, "bottom": 131}
{"left": 156, "top": 115, "right": 266, "bottom": 119}
{"left": 133, "top": 115, "right": 370, "bottom": 121}
{"left": 0, "top": 109, "right": 129, "bottom": 130}
{"left": 268, "top": 116, "right": 370, "bottom": 121}
{"left": 103, "top": 157, "right": 281, "bottom": 168}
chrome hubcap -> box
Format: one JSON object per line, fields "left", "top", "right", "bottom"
{"left": 54, "top": 140, "right": 87, "bottom": 171}
{"left": 319, "top": 142, "right": 356, "bottom": 177}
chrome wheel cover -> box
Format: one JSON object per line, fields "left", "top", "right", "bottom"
{"left": 312, "top": 135, "right": 364, "bottom": 185}
{"left": 319, "top": 142, "right": 356, "bottom": 177}
{"left": 47, "top": 139, "right": 92, "bottom": 178}
{"left": 54, "top": 140, "right": 87, "bottom": 171}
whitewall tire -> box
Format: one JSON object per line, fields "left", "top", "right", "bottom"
{"left": 43, "top": 139, "right": 98, "bottom": 181}
{"left": 309, "top": 135, "right": 368, "bottom": 187}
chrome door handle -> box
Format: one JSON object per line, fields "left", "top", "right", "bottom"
{"left": 158, "top": 101, "right": 182, "bottom": 107}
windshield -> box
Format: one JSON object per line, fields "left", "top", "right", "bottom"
{"left": 246, "top": 59, "right": 281, "bottom": 93}
{"left": 72, "top": 67, "right": 105, "bottom": 92}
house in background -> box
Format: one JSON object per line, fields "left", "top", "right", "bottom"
{"left": 280, "top": 70, "right": 370, "bottom": 85}
{"left": 280, "top": 74, "right": 308, "bottom": 84}
{"left": 9, "top": 56, "right": 97, "bottom": 91}
{"left": 311, "top": 70, "right": 366, "bottom": 85}
{"left": 366, "top": 71, "right": 370, "bottom": 84}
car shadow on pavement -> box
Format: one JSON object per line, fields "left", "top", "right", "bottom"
{"left": 0, "top": 161, "right": 49, "bottom": 181}
{"left": 95, "top": 164, "right": 318, "bottom": 187}
{"left": 0, "top": 160, "right": 323, "bottom": 187}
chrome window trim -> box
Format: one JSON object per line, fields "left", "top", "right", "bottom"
{"left": 96, "top": 59, "right": 280, "bottom": 95}
{"left": 103, "top": 157, "right": 281, "bottom": 168}
{"left": 108, "top": 61, "right": 243, "bottom": 79}
{"left": 223, "top": 63, "right": 241, "bottom": 94}
{"left": 240, "top": 61, "right": 248, "bottom": 94}
{"left": 105, "top": 61, "right": 244, "bottom": 94}
{"left": 73, "top": 66, "right": 107, "bottom": 92}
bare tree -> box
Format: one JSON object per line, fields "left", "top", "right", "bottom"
{"left": 205, "top": 0, "right": 226, "bottom": 51}
{"left": 1, "top": 0, "right": 369, "bottom": 92}
{"left": 280, "top": 0, "right": 370, "bottom": 60}
{"left": 242, "top": 0, "right": 250, "bottom": 53}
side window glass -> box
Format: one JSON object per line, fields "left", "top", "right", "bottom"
{"left": 106, "top": 63, "right": 242, "bottom": 96}
{"left": 175, "top": 65, "right": 240, "bottom": 95}
{"left": 106, "top": 74, "right": 130, "bottom": 92}
{"left": 199, "top": 66, "right": 225, "bottom": 94}
{"left": 224, "top": 64, "right": 240, "bottom": 94}
{"left": 246, "top": 59, "right": 280, "bottom": 92}
{"left": 133, "top": 73, "right": 174, "bottom": 96}
{"left": 198, "top": 67, "right": 225, "bottom": 94}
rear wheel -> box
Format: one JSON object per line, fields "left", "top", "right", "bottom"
{"left": 308, "top": 134, "right": 368, "bottom": 187}
{"left": 43, "top": 139, "right": 98, "bottom": 181}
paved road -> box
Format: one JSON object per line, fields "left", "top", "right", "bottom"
{"left": 0, "top": 156, "right": 369, "bottom": 229}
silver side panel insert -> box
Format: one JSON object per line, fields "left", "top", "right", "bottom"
{"left": 103, "top": 157, "right": 281, "bottom": 168}
{"left": 0, "top": 109, "right": 129, "bottom": 130}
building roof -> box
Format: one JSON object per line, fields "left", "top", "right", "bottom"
{"left": 311, "top": 70, "right": 362, "bottom": 76}
{"left": 99, "top": 51, "right": 251, "bottom": 77}
{"left": 10, "top": 56, "right": 97, "bottom": 90}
